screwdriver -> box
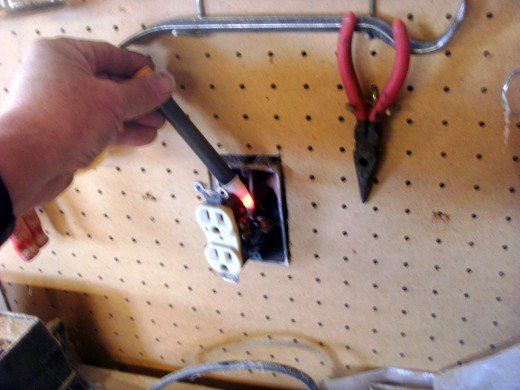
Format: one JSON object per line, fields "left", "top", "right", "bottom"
{"left": 134, "top": 66, "right": 254, "bottom": 209}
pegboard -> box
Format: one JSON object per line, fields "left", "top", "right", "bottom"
{"left": 0, "top": 0, "right": 519, "bottom": 387}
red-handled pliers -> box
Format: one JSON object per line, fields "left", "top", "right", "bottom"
{"left": 337, "top": 12, "right": 410, "bottom": 202}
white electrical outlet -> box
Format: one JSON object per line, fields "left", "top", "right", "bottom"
{"left": 195, "top": 204, "right": 243, "bottom": 279}
{"left": 204, "top": 244, "right": 242, "bottom": 275}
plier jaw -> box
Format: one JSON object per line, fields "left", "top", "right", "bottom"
{"left": 337, "top": 12, "right": 410, "bottom": 202}
{"left": 354, "top": 120, "right": 381, "bottom": 203}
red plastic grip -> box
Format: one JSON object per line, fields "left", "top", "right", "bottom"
{"left": 337, "top": 12, "right": 369, "bottom": 121}
{"left": 369, "top": 19, "right": 411, "bottom": 123}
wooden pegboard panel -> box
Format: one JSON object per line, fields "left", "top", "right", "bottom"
{"left": 0, "top": 0, "right": 519, "bottom": 387}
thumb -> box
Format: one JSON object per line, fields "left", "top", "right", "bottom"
{"left": 116, "top": 72, "right": 173, "bottom": 120}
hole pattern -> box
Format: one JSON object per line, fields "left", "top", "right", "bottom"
{"left": 0, "top": 3, "right": 517, "bottom": 387}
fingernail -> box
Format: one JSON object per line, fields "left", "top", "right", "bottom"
{"left": 35, "top": 234, "right": 49, "bottom": 247}
{"left": 149, "top": 73, "right": 173, "bottom": 96}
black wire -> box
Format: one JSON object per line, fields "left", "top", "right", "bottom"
{"left": 151, "top": 360, "right": 319, "bottom": 390}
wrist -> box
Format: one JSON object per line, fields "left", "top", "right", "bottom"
{"left": 0, "top": 111, "right": 45, "bottom": 217}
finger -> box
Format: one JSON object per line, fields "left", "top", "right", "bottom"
{"left": 69, "top": 39, "right": 154, "bottom": 76}
{"left": 22, "top": 209, "right": 48, "bottom": 248}
{"left": 97, "top": 73, "right": 126, "bottom": 82}
{"left": 131, "top": 111, "right": 166, "bottom": 129}
{"left": 116, "top": 73, "right": 173, "bottom": 120}
{"left": 10, "top": 219, "right": 39, "bottom": 261}
{"left": 112, "top": 125, "right": 158, "bottom": 146}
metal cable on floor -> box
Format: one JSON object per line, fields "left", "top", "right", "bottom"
{"left": 151, "top": 360, "right": 319, "bottom": 390}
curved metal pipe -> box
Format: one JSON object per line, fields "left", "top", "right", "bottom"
{"left": 121, "top": 1, "right": 465, "bottom": 55}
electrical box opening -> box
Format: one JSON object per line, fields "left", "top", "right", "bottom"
{"left": 211, "top": 155, "right": 289, "bottom": 265}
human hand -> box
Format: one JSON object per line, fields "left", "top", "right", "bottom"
{"left": 0, "top": 38, "right": 173, "bottom": 218}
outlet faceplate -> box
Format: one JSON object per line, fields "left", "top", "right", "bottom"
{"left": 211, "top": 155, "right": 290, "bottom": 265}
{"left": 195, "top": 203, "right": 244, "bottom": 282}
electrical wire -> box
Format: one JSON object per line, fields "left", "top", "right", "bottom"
{"left": 151, "top": 360, "right": 319, "bottom": 390}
